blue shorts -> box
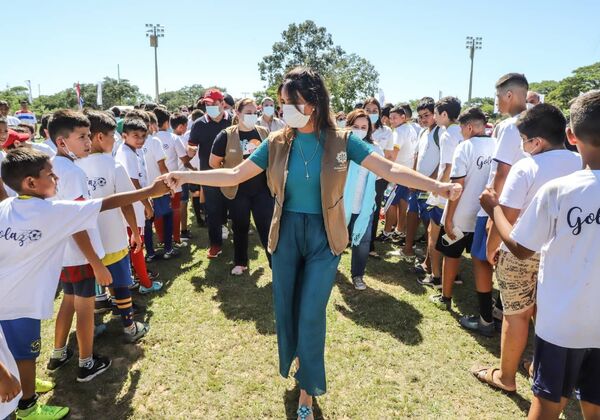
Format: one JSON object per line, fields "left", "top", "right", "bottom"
{"left": 407, "top": 192, "right": 430, "bottom": 224}
{"left": 391, "top": 185, "right": 409, "bottom": 205}
{"left": 532, "top": 335, "right": 600, "bottom": 405}
{"left": 106, "top": 254, "right": 133, "bottom": 288}
{"left": 152, "top": 194, "right": 172, "bottom": 218}
{"left": 471, "top": 216, "right": 489, "bottom": 261}
{"left": 0, "top": 318, "right": 41, "bottom": 360}
{"left": 181, "top": 184, "right": 190, "bottom": 202}
{"left": 428, "top": 206, "right": 444, "bottom": 226}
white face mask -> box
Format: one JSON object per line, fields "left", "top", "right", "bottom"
{"left": 352, "top": 129, "right": 368, "bottom": 140}
{"left": 206, "top": 106, "right": 221, "bottom": 119}
{"left": 368, "top": 113, "right": 379, "bottom": 125}
{"left": 282, "top": 104, "right": 310, "bottom": 128}
{"left": 262, "top": 106, "right": 275, "bottom": 117}
{"left": 526, "top": 103, "right": 534, "bottom": 110}
{"left": 242, "top": 114, "right": 258, "bottom": 128}
{"left": 61, "top": 143, "right": 79, "bottom": 160}
{"left": 337, "top": 120, "right": 347, "bottom": 128}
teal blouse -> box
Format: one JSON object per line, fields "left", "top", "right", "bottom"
{"left": 249, "top": 131, "right": 373, "bottom": 214}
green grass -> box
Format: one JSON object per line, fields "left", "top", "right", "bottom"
{"left": 35, "top": 220, "right": 582, "bottom": 419}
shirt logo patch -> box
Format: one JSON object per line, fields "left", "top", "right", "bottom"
{"left": 0, "top": 228, "right": 43, "bottom": 246}
{"left": 88, "top": 177, "right": 107, "bottom": 191}
{"left": 334, "top": 151, "right": 348, "bottom": 172}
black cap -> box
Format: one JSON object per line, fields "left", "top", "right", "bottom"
{"left": 223, "top": 93, "right": 235, "bottom": 107}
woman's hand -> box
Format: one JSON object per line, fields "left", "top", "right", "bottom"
{"left": 435, "top": 182, "right": 462, "bottom": 201}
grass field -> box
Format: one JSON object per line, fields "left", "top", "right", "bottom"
{"left": 34, "top": 220, "right": 582, "bottom": 419}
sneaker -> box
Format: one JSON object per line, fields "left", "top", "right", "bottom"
{"left": 128, "top": 279, "right": 140, "bottom": 290}
{"left": 387, "top": 249, "right": 416, "bottom": 260}
{"left": 231, "top": 266, "right": 247, "bottom": 276}
{"left": 414, "top": 262, "right": 430, "bottom": 276}
{"left": 35, "top": 378, "right": 55, "bottom": 393}
{"left": 46, "top": 348, "right": 74, "bottom": 372}
{"left": 16, "top": 403, "right": 69, "bottom": 420}
{"left": 124, "top": 321, "right": 149, "bottom": 343}
{"left": 138, "top": 281, "right": 163, "bottom": 294}
{"left": 429, "top": 294, "right": 452, "bottom": 310}
{"left": 493, "top": 306, "right": 504, "bottom": 321}
{"left": 352, "top": 276, "right": 367, "bottom": 291}
{"left": 207, "top": 245, "right": 222, "bottom": 259}
{"left": 174, "top": 241, "right": 188, "bottom": 248}
{"left": 418, "top": 274, "right": 442, "bottom": 289}
{"left": 147, "top": 270, "right": 160, "bottom": 281}
{"left": 459, "top": 315, "right": 495, "bottom": 337}
{"left": 376, "top": 232, "right": 395, "bottom": 243}
{"left": 94, "top": 298, "right": 112, "bottom": 314}
{"left": 94, "top": 323, "right": 107, "bottom": 338}
{"left": 368, "top": 251, "right": 381, "bottom": 259}
{"left": 180, "top": 230, "right": 192, "bottom": 240}
{"left": 77, "top": 354, "right": 111, "bottom": 383}
{"left": 222, "top": 225, "right": 229, "bottom": 240}
{"left": 145, "top": 254, "right": 159, "bottom": 263}
{"left": 162, "top": 248, "right": 180, "bottom": 259}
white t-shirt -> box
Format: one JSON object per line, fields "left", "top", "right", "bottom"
{"left": 43, "top": 138, "right": 57, "bottom": 153}
{"left": 511, "top": 170, "right": 600, "bottom": 348}
{"left": 114, "top": 144, "right": 146, "bottom": 228}
{"left": 440, "top": 125, "right": 463, "bottom": 166}
{"left": 77, "top": 153, "right": 137, "bottom": 254}
{"left": 415, "top": 126, "right": 441, "bottom": 177}
{"left": 0, "top": 151, "right": 17, "bottom": 198}
{"left": 30, "top": 141, "right": 56, "bottom": 158}
{"left": 142, "top": 135, "right": 166, "bottom": 184}
{"left": 155, "top": 131, "right": 186, "bottom": 192}
{"left": 393, "top": 123, "right": 417, "bottom": 168}
{"left": 477, "top": 115, "right": 525, "bottom": 217}
{"left": 442, "top": 137, "right": 495, "bottom": 232}
{"left": 371, "top": 126, "right": 394, "bottom": 153}
{"left": 51, "top": 156, "right": 105, "bottom": 266}
{"left": 499, "top": 150, "right": 582, "bottom": 251}
{"left": 0, "top": 197, "right": 102, "bottom": 320}
{"left": 0, "top": 325, "right": 21, "bottom": 418}
{"left": 6, "top": 115, "right": 20, "bottom": 127}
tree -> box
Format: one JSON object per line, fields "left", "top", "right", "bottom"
{"left": 159, "top": 84, "right": 206, "bottom": 110}
{"left": 0, "top": 86, "right": 30, "bottom": 113}
{"left": 258, "top": 20, "right": 379, "bottom": 112}
{"left": 462, "top": 97, "right": 496, "bottom": 117}
{"left": 528, "top": 80, "right": 560, "bottom": 95}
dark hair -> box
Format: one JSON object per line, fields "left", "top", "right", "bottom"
{"left": 389, "top": 106, "right": 406, "bottom": 117}
{"left": 190, "top": 109, "right": 204, "bottom": 121}
{"left": 495, "top": 73, "right": 529, "bottom": 92}
{"left": 153, "top": 107, "right": 171, "bottom": 128}
{"left": 84, "top": 110, "right": 117, "bottom": 136}
{"left": 381, "top": 104, "right": 393, "bottom": 119}
{"left": 417, "top": 97, "right": 435, "bottom": 113}
{"left": 516, "top": 103, "right": 566, "bottom": 146}
{"left": 458, "top": 107, "right": 487, "bottom": 125}
{"left": 354, "top": 102, "right": 364, "bottom": 110}
{"left": 125, "top": 109, "right": 151, "bottom": 124}
{"left": 362, "top": 98, "right": 382, "bottom": 129}
{"left": 18, "top": 123, "right": 35, "bottom": 136}
{"left": 278, "top": 66, "right": 335, "bottom": 137}
{"left": 143, "top": 103, "right": 158, "bottom": 111}
{"left": 346, "top": 109, "right": 374, "bottom": 144}
{"left": 223, "top": 94, "right": 235, "bottom": 108}
{"left": 170, "top": 112, "right": 188, "bottom": 130}
{"left": 399, "top": 102, "right": 412, "bottom": 118}
{"left": 569, "top": 91, "right": 600, "bottom": 147}
{"left": 147, "top": 112, "right": 158, "bottom": 125}
{"left": 435, "top": 96, "right": 462, "bottom": 120}
{"left": 1, "top": 148, "right": 50, "bottom": 192}
{"left": 39, "top": 114, "right": 51, "bottom": 138}
{"left": 48, "top": 109, "right": 90, "bottom": 143}
{"left": 122, "top": 118, "right": 148, "bottom": 134}
{"left": 110, "top": 106, "right": 121, "bottom": 118}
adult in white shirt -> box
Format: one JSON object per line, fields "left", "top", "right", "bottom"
{"left": 257, "top": 97, "right": 285, "bottom": 133}
{"left": 15, "top": 101, "right": 37, "bottom": 127}
{"left": 474, "top": 104, "right": 582, "bottom": 394}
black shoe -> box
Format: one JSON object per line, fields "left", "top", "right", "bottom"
{"left": 454, "top": 274, "right": 463, "bottom": 285}
{"left": 94, "top": 298, "right": 112, "bottom": 314}
{"left": 180, "top": 230, "right": 192, "bottom": 240}
{"left": 47, "top": 348, "right": 74, "bottom": 372}
{"left": 162, "top": 248, "right": 180, "bottom": 260}
{"left": 77, "top": 354, "right": 111, "bottom": 382}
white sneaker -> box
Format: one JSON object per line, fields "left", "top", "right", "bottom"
{"left": 222, "top": 225, "right": 229, "bottom": 240}
{"left": 231, "top": 266, "right": 247, "bottom": 276}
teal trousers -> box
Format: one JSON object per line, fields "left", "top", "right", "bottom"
{"left": 272, "top": 211, "right": 341, "bottom": 396}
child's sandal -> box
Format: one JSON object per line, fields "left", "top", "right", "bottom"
{"left": 297, "top": 405, "right": 313, "bottom": 420}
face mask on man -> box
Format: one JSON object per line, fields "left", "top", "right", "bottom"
{"left": 262, "top": 106, "right": 275, "bottom": 117}
{"left": 282, "top": 104, "right": 310, "bottom": 128}
{"left": 206, "top": 106, "right": 221, "bottom": 119}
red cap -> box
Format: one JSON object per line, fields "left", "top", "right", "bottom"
{"left": 2, "top": 129, "right": 30, "bottom": 149}
{"left": 201, "top": 89, "right": 224, "bottom": 105}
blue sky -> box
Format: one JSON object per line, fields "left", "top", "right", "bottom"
{"left": 3, "top": 0, "right": 599, "bottom": 105}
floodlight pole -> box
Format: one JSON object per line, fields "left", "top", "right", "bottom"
{"left": 466, "top": 36, "right": 483, "bottom": 101}
{"left": 146, "top": 24, "right": 165, "bottom": 103}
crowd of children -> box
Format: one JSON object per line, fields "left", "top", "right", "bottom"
{"left": 0, "top": 72, "right": 599, "bottom": 419}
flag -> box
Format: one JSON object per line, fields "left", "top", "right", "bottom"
{"left": 97, "top": 82, "right": 103, "bottom": 107}
{"left": 378, "top": 88, "right": 385, "bottom": 105}
{"left": 75, "top": 82, "right": 84, "bottom": 110}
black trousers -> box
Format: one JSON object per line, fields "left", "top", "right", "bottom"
{"left": 370, "top": 179, "right": 388, "bottom": 252}
{"left": 203, "top": 186, "right": 227, "bottom": 247}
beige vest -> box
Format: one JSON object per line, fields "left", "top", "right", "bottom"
{"left": 266, "top": 127, "right": 351, "bottom": 256}
{"left": 220, "top": 125, "right": 269, "bottom": 199}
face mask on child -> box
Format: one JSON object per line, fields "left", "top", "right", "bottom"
{"left": 61, "top": 144, "right": 79, "bottom": 160}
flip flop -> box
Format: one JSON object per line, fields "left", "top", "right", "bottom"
{"left": 471, "top": 366, "right": 516, "bottom": 394}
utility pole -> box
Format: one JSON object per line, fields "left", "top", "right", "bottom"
{"left": 145, "top": 24, "right": 164, "bottom": 103}
{"left": 117, "top": 64, "right": 121, "bottom": 83}
{"left": 465, "top": 36, "right": 483, "bottom": 101}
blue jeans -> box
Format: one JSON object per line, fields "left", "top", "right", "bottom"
{"left": 348, "top": 213, "right": 373, "bottom": 277}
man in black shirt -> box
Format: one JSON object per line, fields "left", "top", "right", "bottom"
{"left": 188, "top": 89, "right": 231, "bottom": 257}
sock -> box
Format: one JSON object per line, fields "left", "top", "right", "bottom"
{"left": 51, "top": 345, "right": 67, "bottom": 360}
{"left": 113, "top": 287, "right": 134, "bottom": 328}
{"left": 79, "top": 356, "right": 93, "bottom": 368}
{"left": 478, "top": 291, "right": 493, "bottom": 323}
{"left": 18, "top": 394, "right": 38, "bottom": 411}
{"left": 495, "top": 293, "right": 504, "bottom": 311}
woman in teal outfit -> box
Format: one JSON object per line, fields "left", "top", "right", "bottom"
{"left": 166, "top": 67, "right": 462, "bottom": 420}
